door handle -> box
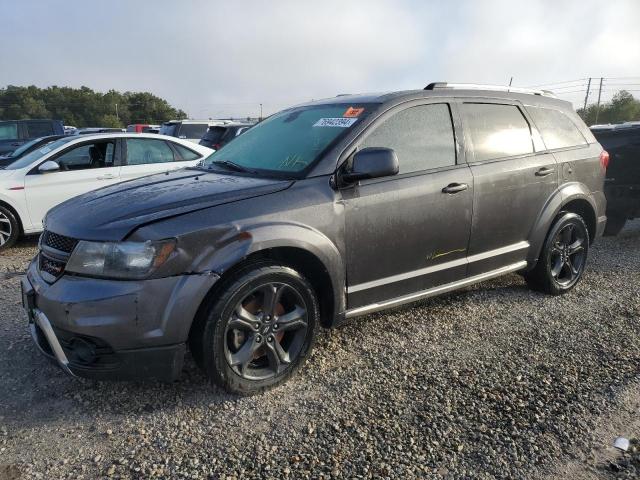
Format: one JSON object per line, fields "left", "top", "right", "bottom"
{"left": 535, "top": 167, "right": 555, "bottom": 177}
{"left": 442, "top": 183, "right": 468, "bottom": 194}
{"left": 97, "top": 174, "right": 116, "bottom": 180}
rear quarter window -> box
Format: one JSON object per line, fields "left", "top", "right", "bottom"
{"left": 179, "top": 123, "right": 208, "bottom": 139}
{"left": 26, "top": 121, "right": 55, "bottom": 138}
{"left": 0, "top": 121, "right": 18, "bottom": 140}
{"left": 527, "top": 106, "right": 587, "bottom": 150}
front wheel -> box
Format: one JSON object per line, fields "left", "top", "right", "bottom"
{"left": 525, "top": 212, "right": 589, "bottom": 295}
{"left": 196, "top": 263, "right": 319, "bottom": 395}
{"left": 0, "top": 206, "right": 19, "bottom": 252}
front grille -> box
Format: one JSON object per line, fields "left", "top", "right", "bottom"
{"left": 39, "top": 255, "right": 66, "bottom": 279}
{"left": 42, "top": 230, "right": 78, "bottom": 254}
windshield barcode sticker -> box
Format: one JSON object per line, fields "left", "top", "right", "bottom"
{"left": 313, "top": 118, "right": 358, "bottom": 128}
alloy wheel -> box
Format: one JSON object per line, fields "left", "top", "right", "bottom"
{"left": 550, "top": 222, "right": 586, "bottom": 287}
{"left": 224, "top": 282, "right": 309, "bottom": 381}
{"left": 0, "top": 211, "right": 12, "bottom": 247}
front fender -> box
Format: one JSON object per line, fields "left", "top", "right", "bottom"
{"left": 189, "top": 221, "right": 346, "bottom": 322}
{"left": 526, "top": 182, "right": 599, "bottom": 266}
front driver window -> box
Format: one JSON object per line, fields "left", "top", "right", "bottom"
{"left": 54, "top": 141, "right": 115, "bottom": 171}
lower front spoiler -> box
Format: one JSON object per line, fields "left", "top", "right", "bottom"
{"left": 30, "top": 308, "right": 76, "bottom": 377}
{"left": 29, "top": 306, "right": 186, "bottom": 382}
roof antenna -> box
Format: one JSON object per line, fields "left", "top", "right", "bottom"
{"left": 508, "top": 76, "right": 513, "bottom": 92}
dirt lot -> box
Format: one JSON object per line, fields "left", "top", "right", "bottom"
{"left": 1, "top": 222, "right": 639, "bottom": 479}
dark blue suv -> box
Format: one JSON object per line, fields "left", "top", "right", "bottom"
{"left": 0, "top": 119, "right": 65, "bottom": 156}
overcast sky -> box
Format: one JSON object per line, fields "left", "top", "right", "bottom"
{"left": 2, "top": 0, "right": 639, "bottom": 118}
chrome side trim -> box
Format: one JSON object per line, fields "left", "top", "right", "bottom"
{"left": 347, "top": 241, "right": 529, "bottom": 294}
{"left": 345, "top": 260, "right": 527, "bottom": 318}
{"left": 33, "top": 309, "right": 75, "bottom": 377}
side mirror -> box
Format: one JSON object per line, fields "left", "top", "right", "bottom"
{"left": 39, "top": 160, "right": 60, "bottom": 173}
{"left": 341, "top": 147, "right": 399, "bottom": 183}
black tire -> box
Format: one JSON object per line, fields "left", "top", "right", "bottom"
{"left": 603, "top": 214, "right": 626, "bottom": 236}
{"left": 525, "top": 212, "right": 589, "bottom": 295}
{"left": 0, "top": 205, "right": 19, "bottom": 252}
{"left": 194, "top": 262, "right": 319, "bottom": 395}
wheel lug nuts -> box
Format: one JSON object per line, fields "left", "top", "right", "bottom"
{"left": 255, "top": 323, "right": 260, "bottom": 329}
{"left": 273, "top": 324, "right": 279, "bottom": 330}
{"left": 255, "top": 335, "right": 262, "bottom": 343}
{"left": 268, "top": 335, "right": 274, "bottom": 342}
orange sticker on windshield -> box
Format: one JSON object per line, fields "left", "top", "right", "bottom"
{"left": 343, "top": 107, "right": 364, "bottom": 118}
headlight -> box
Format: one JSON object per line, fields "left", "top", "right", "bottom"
{"left": 65, "top": 239, "right": 176, "bottom": 279}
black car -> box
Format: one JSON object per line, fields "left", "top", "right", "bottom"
{"left": 23, "top": 83, "right": 606, "bottom": 394}
{"left": 199, "top": 123, "right": 254, "bottom": 150}
{"left": 591, "top": 123, "right": 640, "bottom": 235}
{"left": 0, "top": 135, "right": 66, "bottom": 168}
{"left": 0, "top": 119, "right": 65, "bottom": 156}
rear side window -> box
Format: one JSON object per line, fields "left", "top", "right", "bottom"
{"left": 126, "top": 139, "right": 175, "bottom": 165}
{"left": 527, "top": 106, "right": 587, "bottom": 150}
{"left": 461, "top": 103, "right": 533, "bottom": 162}
{"left": 172, "top": 143, "right": 201, "bottom": 161}
{"left": 0, "top": 121, "right": 18, "bottom": 140}
{"left": 179, "top": 123, "right": 208, "bottom": 139}
{"left": 361, "top": 103, "right": 456, "bottom": 174}
{"left": 26, "top": 121, "right": 55, "bottom": 138}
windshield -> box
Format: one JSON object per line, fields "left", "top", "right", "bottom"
{"left": 5, "top": 137, "right": 76, "bottom": 170}
{"left": 201, "top": 104, "right": 371, "bottom": 176}
{"left": 159, "top": 123, "right": 179, "bottom": 136}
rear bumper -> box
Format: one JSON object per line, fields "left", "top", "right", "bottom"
{"left": 23, "top": 259, "right": 219, "bottom": 381}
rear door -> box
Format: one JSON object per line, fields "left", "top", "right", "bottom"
{"left": 343, "top": 101, "right": 474, "bottom": 309}
{"left": 24, "top": 138, "right": 122, "bottom": 228}
{"left": 120, "top": 138, "right": 202, "bottom": 181}
{"left": 459, "top": 100, "right": 558, "bottom": 275}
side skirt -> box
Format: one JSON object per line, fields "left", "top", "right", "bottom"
{"left": 344, "top": 260, "right": 528, "bottom": 318}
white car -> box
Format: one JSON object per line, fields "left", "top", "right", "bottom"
{"left": 0, "top": 133, "right": 213, "bottom": 250}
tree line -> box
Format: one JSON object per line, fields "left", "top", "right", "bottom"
{"left": 0, "top": 85, "right": 188, "bottom": 128}
{"left": 577, "top": 90, "right": 640, "bottom": 126}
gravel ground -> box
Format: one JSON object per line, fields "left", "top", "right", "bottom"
{"left": 1, "top": 221, "right": 639, "bottom": 479}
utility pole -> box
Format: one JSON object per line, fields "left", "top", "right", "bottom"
{"left": 583, "top": 77, "right": 592, "bottom": 112}
{"left": 115, "top": 103, "right": 119, "bottom": 121}
{"left": 259, "top": 103, "right": 263, "bottom": 122}
{"left": 595, "top": 77, "right": 604, "bottom": 124}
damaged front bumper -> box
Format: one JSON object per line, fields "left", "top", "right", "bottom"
{"left": 23, "top": 259, "right": 219, "bottom": 381}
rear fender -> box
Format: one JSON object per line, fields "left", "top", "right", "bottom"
{"left": 527, "top": 182, "right": 597, "bottom": 266}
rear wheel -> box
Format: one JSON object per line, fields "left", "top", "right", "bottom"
{"left": 603, "top": 214, "right": 626, "bottom": 236}
{"left": 0, "top": 206, "right": 19, "bottom": 252}
{"left": 525, "top": 212, "right": 589, "bottom": 295}
{"left": 195, "top": 262, "right": 318, "bottom": 395}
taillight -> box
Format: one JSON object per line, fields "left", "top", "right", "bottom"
{"left": 599, "top": 150, "right": 610, "bottom": 170}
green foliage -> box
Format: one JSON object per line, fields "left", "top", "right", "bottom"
{"left": 577, "top": 90, "right": 640, "bottom": 125}
{"left": 0, "top": 85, "right": 188, "bottom": 127}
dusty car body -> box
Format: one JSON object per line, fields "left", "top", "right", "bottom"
{"left": 23, "top": 84, "right": 607, "bottom": 394}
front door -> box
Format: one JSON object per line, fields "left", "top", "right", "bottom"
{"left": 24, "top": 139, "right": 121, "bottom": 229}
{"left": 343, "top": 102, "right": 473, "bottom": 309}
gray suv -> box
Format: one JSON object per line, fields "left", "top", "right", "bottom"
{"left": 22, "top": 83, "right": 607, "bottom": 394}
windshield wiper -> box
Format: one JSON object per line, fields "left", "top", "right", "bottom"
{"left": 210, "top": 160, "right": 255, "bottom": 173}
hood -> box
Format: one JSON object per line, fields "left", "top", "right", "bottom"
{"left": 45, "top": 169, "right": 293, "bottom": 241}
